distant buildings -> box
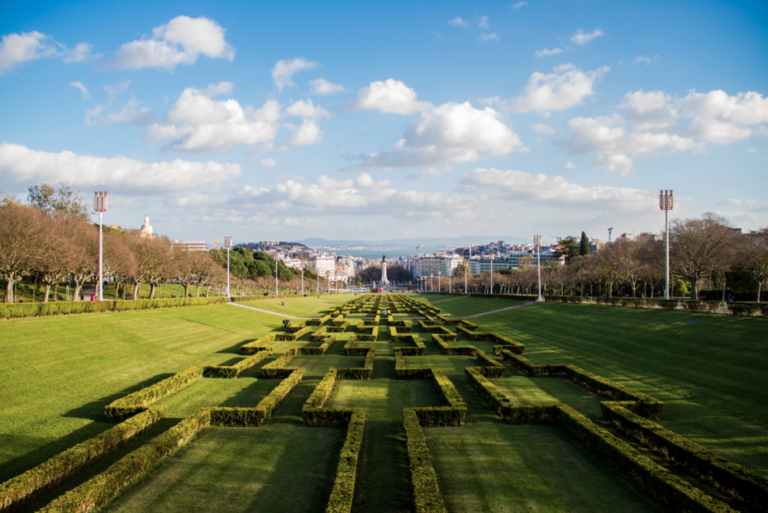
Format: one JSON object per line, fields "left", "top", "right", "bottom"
{"left": 172, "top": 241, "right": 209, "bottom": 251}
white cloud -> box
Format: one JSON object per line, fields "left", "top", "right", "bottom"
{"left": 260, "top": 158, "right": 276, "bottom": 168}
{"left": 285, "top": 99, "right": 331, "bottom": 119}
{"left": 448, "top": 17, "right": 469, "bottom": 27}
{"left": 103, "top": 99, "right": 156, "bottom": 126}
{"left": 536, "top": 48, "right": 564, "bottom": 57}
{"left": 679, "top": 90, "right": 768, "bottom": 144}
{"left": 0, "top": 31, "right": 56, "bottom": 74}
{"left": 108, "top": 16, "right": 233, "bottom": 70}
{"left": 460, "top": 167, "right": 656, "bottom": 211}
{"left": 478, "top": 33, "right": 500, "bottom": 42}
{"left": 564, "top": 161, "right": 576, "bottom": 169}
{"left": 144, "top": 82, "right": 281, "bottom": 153}
{"left": 571, "top": 28, "right": 604, "bottom": 46}
{"left": 406, "top": 166, "right": 453, "bottom": 180}
{"left": 478, "top": 16, "right": 490, "bottom": 29}
{"left": 350, "top": 79, "right": 433, "bottom": 115}
{"left": 359, "top": 101, "right": 526, "bottom": 170}
{"left": 309, "top": 77, "right": 346, "bottom": 95}
{"left": 533, "top": 123, "right": 555, "bottom": 135}
{"left": 84, "top": 105, "right": 106, "bottom": 127}
{"left": 506, "top": 64, "right": 609, "bottom": 112}
{"left": 633, "top": 55, "right": 660, "bottom": 65}
{"left": 564, "top": 114, "right": 702, "bottom": 174}
{"left": 0, "top": 143, "right": 240, "bottom": 194}
{"left": 0, "top": 31, "right": 95, "bottom": 74}
{"left": 287, "top": 119, "right": 324, "bottom": 146}
{"left": 512, "top": 1, "right": 528, "bottom": 9}
{"left": 747, "top": 147, "right": 757, "bottom": 153}
{"left": 70, "top": 81, "right": 89, "bottom": 98}
{"left": 104, "top": 79, "right": 131, "bottom": 98}
{"left": 272, "top": 57, "right": 318, "bottom": 92}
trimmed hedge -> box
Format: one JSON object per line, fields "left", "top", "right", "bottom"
{"left": 301, "top": 335, "right": 336, "bottom": 356}
{"left": 276, "top": 326, "right": 311, "bottom": 341}
{"left": 602, "top": 402, "right": 768, "bottom": 510}
{"left": 302, "top": 369, "right": 341, "bottom": 426}
{"left": 394, "top": 356, "right": 466, "bottom": 426}
{"left": 0, "top": 296, "right": 228, "bottom": 320}
{"left": 332, "top": 314, "right": 345, "bottom": 325}
{"left": 475, "top": 350, "right": 506, "bottom": 378}
{"left": 286, "top": 323, "right": 308, "bottom": 333}
{"left": 497, "top": 349, "right": 663, "bottom": 419}
{"left": 337, "top": 349, "right": 375, "bottom": 380}
{"left": 306, "top": 314, "right": 332, "bottom": 326}
{"left": 325, "top": 409, "right": 366, "bottom": 513}
{"left": 210, "top": 369, "right": 304, "bottom": 426}
{"left": 433, "top": 334, "right": 477, "bottom": 355}
{"left": 327, "top": 321, "right": 350, "bottom": 333}
{"left": 39, "top": 408, "right": 213, "bottom": 513}
{"left": 311, "top": 326, "right": 329, "bottom": 341}
{"left": 456, "top": 327, "right": 526, "bottom": 354}
{"left": 204, "top": 349, "right": 272, "bottom": 378}
{"left": 0, "top": 408, "right": 163, "bottom": 511}
{"left": 403, "top": 408, "right": 448, "bottom": 513}
{"left": 104, "top": 366, "right": 204, "bottom": 421}
{"left": 357, "top": 327, "right": 378, "bottom": 342}
{"left": 241, "top": 333, "right": 276, "bottom": 354}
{"left": 260, "top": 349, "right": 299, "bottom": 379}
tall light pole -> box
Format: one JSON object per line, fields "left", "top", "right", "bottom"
{"left": 438, "top": 271, "right": 441, "bottom": 293}
{"left": 430, "top": 274, "right": 433, "bottom": 292}
{"left": 93, "top": 192, "right": 108, "bottom": 301}
{"left": 326, "top": 271, "right": 331, "bottom": 294}
{"left": 274, "top": 253, "right": 279, "bottom": 295}
{"left": 534, "top": 235, "right": 543, "bottom": 301}
{"left": 489, "top": 252, "right": 494, "bottom": 295}
{"left": 316, "top": 261, "right": 320, "bottom": 296}
{"left": 660, "top": 190, "right": 674, "bottom": 299}
{"left": 464, "top": 263, "right": 468, "bottom": 294}
{"left": 224, "top": 236, "right": 232, "bottom": 298}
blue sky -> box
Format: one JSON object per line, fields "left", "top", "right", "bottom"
{"left": 1, "top": 0, "right": 766, "bottom": 245}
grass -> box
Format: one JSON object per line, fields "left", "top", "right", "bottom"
{"left": 238, "top": 297, "right": 339, "bottom": 318}
{"left": 408, "top": 294, "right": 527, "bottom": 317}
{"left": 3, "top": 294, "right": 767, "bottom": 512}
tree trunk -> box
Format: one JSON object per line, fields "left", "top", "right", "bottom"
{"left": 184, "top": 283, "right": 191, "bottom": 298}
{"left": 44, "top": 284, "right": 51, "bottom": 302}
{"left": 150, "top": 283, "right": 157, "bottom": 299}
{"left": 691, "top": 279, "right": 698, "bottom": 300}
{"left": 53, "top": 283, "right": 59, "bottom": 302}
{"left": 133, "top": 282, "right": 141, "bottom": 300}
{"left": 206, "top": 286, "right": 210, "bottom": 297}
{"left": 722, "top": 276, "right": 726, "bottom": 302}
{"left": 5, "top": 278, "right": 14, "bottom": 303}
{"left": 758, "top": 282, "right": 762, "bottom": 303}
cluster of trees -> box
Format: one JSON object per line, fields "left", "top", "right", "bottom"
{"left": 357, "top": 264, "right": 410, "bottom": 284}
{"left": 0, "top": 184, "right": 335, "bottom": 303}
{"left": 433, "top": 214, "right": 768, "bottom": 302}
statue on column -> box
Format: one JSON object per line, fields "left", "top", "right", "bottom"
{"left": 139, "top": 214, "right": 154, "bottom": 239}
{"left": 381, "top": 255, "right": 389, "bottom": 286}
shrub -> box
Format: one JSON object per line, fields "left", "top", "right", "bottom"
{"left": 301, "top": 335, "right": 336, "bottom": 356}
{"left": 433, "top": 334, "right": 476, "bottom": 355}
{"left": 337, "top": 349, "right": 375, "bottom": 380}
{"left": 0, "top": 409, "right": 163, "bottom": 511}
{"left": 475, "top": 350, "right": 506, "bottom": 378}
{"left": 104, "top": 366, "right": 204, "bottom": 421}
{"left": 325, "top": 409, "right": 366, "bottom": 513}
{"left": 210, "top": 369, "right": 303, "bottom": 426}
{"left": 204, "top": 349, "right": 272, "bottom": 378}
{"left": 260, "top": 349, "right": 299, "bottom": 379}
{"left": 39, "top": 408, "right": 213, "bottom": 513}
{"left": 602, "top": 402, "right": 768, "bottom": 510}
{"left": 241, "top": 333, "right": 276, "bottom": 354}
{"left": 403, "top": 408, "right": 447, "bottom": 513}
{"left": 311, "top": 326, "right": 329, "bottom": 341}
{"left": 276, "top": 326, "right": 311, "bottom": 341}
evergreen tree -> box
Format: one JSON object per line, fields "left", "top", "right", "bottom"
{"left": 579, "top": 231, "right": 591, "bottom": 256}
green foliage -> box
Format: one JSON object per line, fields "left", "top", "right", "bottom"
{"left": 275, "top": 326, "right": 311, "bottom": 340}
{"left": 204, "top": 349, "right": 272, "bottom": 378}
{"left": 0, "top": 296, "right": 228, "bottom": 320}
{"left": 240, "top": 333, "right": 277, "bottom": 354}
{"left": 580, "top": 231, "right": 591, "bottom": 256}
{"left": 105, "top": 366, "right": 205, "bottom": 421}
{"left": 210, "top": 369, "right": 303, "bottom": 426}
{"left": 602, "top": 402, "right": 768, "bottom": 510}
{"left": 39, "top": 408, "right": 213, "bottom": 513}
{"left": 0, "top": 409, "right": 163, "bottom": 511}
{"left": 433, "top": 334, "right": 476, "bottom": 355}
{"left": 403, "top": 408, "right": 447, "bottom": 513}
{"left": 325, "top": 409, "right": 366, "bottom": 513}
{"left": 260, "top": 349, "right": 299, "bottom": 379}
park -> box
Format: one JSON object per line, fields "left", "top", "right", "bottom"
{"left": 1, "top": 293, "right": 766, "bottom": 513}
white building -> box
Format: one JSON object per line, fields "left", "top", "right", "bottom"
{"left": 414, "top": 254, "right": 464, "bottom": 278}
{"left": 312, "top": 255, "right": 336, "bottom": 277}
{"left": 467, "top": 248, "right": 563, "bottom": 274}
{"left": 172, "top": 241, "right": 208, "bottom": 251}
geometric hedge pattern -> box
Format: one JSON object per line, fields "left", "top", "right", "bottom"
{"left": 1, "top": 294, "right": 766, "bottom": 513}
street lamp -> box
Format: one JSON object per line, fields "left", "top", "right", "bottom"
{"left": 274, "top": 252, "right": 279, "bottom": 296}
{"left": 534, "top": 235, "right": 543, "bottom": 301}
{"left": 326, "top": 271, "right": 331, "bottom": 294}
{"left": 660, "top": 190, "right": 673, "bottom": 299}
{"left": 464, "top": 263, "right": 468, "bottom": 294}
{"left": 93, "top": 192, "right": 108, "bottom": 301}
{"left": 430, "top": 274, "right": 433, "bottom": 292}
{"left": 224, "top": 236, "right": 232, "bottom": 299}
{"left": 489, "top": 252, "right": 494, "bottom": 295}
{"left": 438, "top": 271, "right": 441, "bottom": 293}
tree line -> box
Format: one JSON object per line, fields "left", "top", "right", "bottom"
{"left": 0, "top": 185, "right": 336, "bottom": 303}
{"left": 430, "top": 214, "right": 768, "bottom": 302}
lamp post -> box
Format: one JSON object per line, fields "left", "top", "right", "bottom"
{"left": 534, "top": 235, "right": 543, "bottom": 301}
{"left": 93, "top": 192, "right": 108, "bottom": 301}
{"left": 465, "top": 263, "right": 468, "bottom": 294}
{"left": 430, "top": 274, "right": 433, "bottom": 292}
{"left": 326, "top": 271, "right": 330, "bottom": 294}
{"left": 489, "top": 252, "right": 494, "bottom": 295}
{"left": 274, "top": 253, "right": 279, "bottom": 295}
{"left": 438, "top": 271, "right": 441, "bottom": 293}
{"left": 660, "top": 190, "right": 674, "bottom": 299}
{"left": 224, "top": 236, "right": 232, "bottom": 299}
{"left": 316, "top": 264, "right": 320, "bottom": 296}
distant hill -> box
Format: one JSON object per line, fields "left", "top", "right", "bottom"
{"left": 236, "top": 241, "right": 307, "bottom": 251}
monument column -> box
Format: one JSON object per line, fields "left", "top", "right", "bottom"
{"left": 381, "top": 255, "right": 389, "bottom": 286}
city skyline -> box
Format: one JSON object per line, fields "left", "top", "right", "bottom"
{"left": 1, "top": 0, "right": 767, "bottom": 245}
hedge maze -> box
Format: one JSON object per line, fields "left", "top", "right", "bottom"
{"left": 2, "top": 294, "right": 767, "bottom": 513}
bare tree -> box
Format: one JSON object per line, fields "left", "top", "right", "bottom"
{"left": 0, "top": 203, "right": 48, "bottom": 303}
{"left": 670, "top": 213, "right": 736, "bottom": 299}
{"left": 738, "top": 229, "right": 768, "bottom": 302}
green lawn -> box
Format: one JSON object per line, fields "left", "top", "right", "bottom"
{"left": 408, "top": 294, "right": 527, "bottom": 316}
{"left": 2, "top": 295, "right": 767, "bottom": 512}
{"left": 238, "top": 296, "right": 342, "bottom": 318}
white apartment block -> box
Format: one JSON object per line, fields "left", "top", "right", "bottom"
{"left": 468, "top": 249, "right": 564, "bottom": 274}
{"left": 414, "top": 254, "right": 464, "bottom": 278}
{"left": 312, "top": 255, "right": 337, "bottom": 277}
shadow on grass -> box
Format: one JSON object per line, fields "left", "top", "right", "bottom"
{"left": 62, "top": 373, "right": 175, "bottom": 421}
{"left": 215, "top": 338, "right": 256, "bottom": 354}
